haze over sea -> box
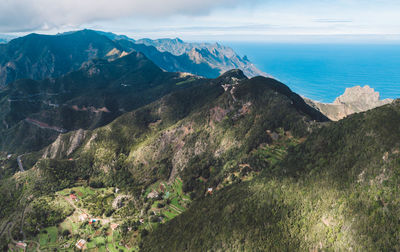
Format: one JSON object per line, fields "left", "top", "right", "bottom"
{"left": 228, "top": 43, "right": 400, "bottom": 103}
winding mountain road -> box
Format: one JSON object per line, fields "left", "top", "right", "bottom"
{"left": 20, "top": 206, "right": 27, "bottom": 241}
{"left": 0, "top": 221, "right": 12, "bottom": 238}
{"left": 4, "top": 219, "right": 40, "bottom": 252}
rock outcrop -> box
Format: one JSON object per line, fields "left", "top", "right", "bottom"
{"left": 305, "top": 86, "right": 393, "bottom": 121}
{"left": 135, "top": 38, "right": 266, "bottom": 78}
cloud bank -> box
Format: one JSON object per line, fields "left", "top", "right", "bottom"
{"left": 0, "top": 0, "right": 260, "bottom": 32}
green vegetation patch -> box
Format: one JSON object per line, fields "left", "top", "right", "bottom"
{"left": 142, "top": 102, "right": 400, "bottom": 251}
{"left": 176, "top": 77, "right": 197, "bottom": 86}
{"left": 25, "top": 195, "right": 74, "bottom": 235}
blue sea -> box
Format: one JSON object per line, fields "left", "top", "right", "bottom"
{"left": 227, "top": 43, "right": 400, "bottom": 103}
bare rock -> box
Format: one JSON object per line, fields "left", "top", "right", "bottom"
{"left": 305, "top": 86, "right": 393, "bottom": 121}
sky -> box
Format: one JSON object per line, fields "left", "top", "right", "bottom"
{"left": 0, "top": 0, "right": 399, "bottom": 42}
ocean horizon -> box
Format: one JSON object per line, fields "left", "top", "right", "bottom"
{"left": 227, "top": 42, "right": 400, "bottom": 103}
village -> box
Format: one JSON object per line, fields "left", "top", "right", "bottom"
{"left": 5, "top": 177, "right": 192, "bottom": 251}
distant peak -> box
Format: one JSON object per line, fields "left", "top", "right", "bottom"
{"left": 73, "top": 29, "right": 98, "bottom": 35}
{"left": 56, "top": 29, "right": 100, "bottom": 38}
{"left": 25, "top": 33, "right": 40, "bottom": 38}
{"left": 218, "top": 69, "right": 247, "bottom": 80}
{"left": 174, "top": 37, "right": 184, "bottom": 43}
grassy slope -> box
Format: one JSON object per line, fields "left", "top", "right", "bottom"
{"left": 142, "top": 101, "right": 400, "bottom": 251}
{"left": 0, "top": 72, "right": 327, "bottom": 249}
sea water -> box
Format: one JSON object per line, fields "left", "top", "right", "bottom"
{"left": 228, "top": 43, "right": 400, "bottom": 103}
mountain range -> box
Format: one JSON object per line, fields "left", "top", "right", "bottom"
{"left": 135, "top": 37, "right": 265, "bottom": 77}
{"left": 0, "top": 29, "right": 264, "bottom": 87}
{"left": 0, "top": 30, "right": 398, "bottom": 251}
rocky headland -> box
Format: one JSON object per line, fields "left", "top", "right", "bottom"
{"left": 305, "top": 85, "right": 393, "bottom": 121}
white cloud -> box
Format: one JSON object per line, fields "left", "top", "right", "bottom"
{"left": 0, "top": 0, "right": 260, "bottom": 32}
{"left": 0, "top": 0, "right": 399, "bottom": 42}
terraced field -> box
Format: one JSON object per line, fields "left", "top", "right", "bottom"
{"left": 16, "top": 179, "right": 191, "bottom": 250}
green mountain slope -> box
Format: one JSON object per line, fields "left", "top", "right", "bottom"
{"left": 0, "top": 71, "right": 328, "bottom": 249}
{"left": 0, "top": 30, "right": 122, "bottom": 86}
{"left": 0, "top": 52, "right": 195, "bottom": 154}
{"left": 141, "top": 100, "right": 400, "bottom": 251}
{"left": 37, "top": 71, "right": 327, "bottom": 192}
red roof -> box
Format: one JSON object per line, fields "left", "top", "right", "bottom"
{"left": 70, "top": 194, "right": 77, "bottom": 200}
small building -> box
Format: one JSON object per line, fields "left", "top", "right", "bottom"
{"left": 69, "top": 194, "right": 78, "bottom": 201}
{"left": 75, "top": 239, "right": 86, "bottom": 250}
{"left": 89, "top": 219, "right": 97, "bottom": 224}
{"left": 207, "top": 188, "right": 213, "bottom": 195}
{"left": 7, "top": 154, "right": 12, "bottom": 159}
{"left": 16, "top": 242, "right": 27, "bottom": 249}
{"left": 110, "top": 223, "right": 119, "bottom": 230}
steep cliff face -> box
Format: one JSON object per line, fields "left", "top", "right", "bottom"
{"left": 305, "top": 86, "right": 393, "bottom": 121}
{"left": 135, "top": 38, "right": 266, "bottom": 78}
{"left": 42, "top": 129, "right": 88, "bottom": 159}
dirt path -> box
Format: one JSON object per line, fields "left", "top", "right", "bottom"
{"left": 25, "top": 118, "right": 67, "bottom": 133}
{"left": 7, "top": 222, "right": 15, "bottom": 242}
{"left": 0, "top": 221, "right": 11, "bottom": 238}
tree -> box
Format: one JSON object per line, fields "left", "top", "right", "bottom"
{"left": 141, "top": 229, "right": 149, "bottom": 237}
{"left": 62, "top": 229, "right": 71, "bottom": 236}
{"left": 150, "top": 215, "right": 159, "bottom": 223}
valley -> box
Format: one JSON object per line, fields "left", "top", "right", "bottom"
{"left": 2, "top": 122, "right": 300, "bottom": 251}
{"left": 0, "top": 29, "right": 398, "bottom": 251}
